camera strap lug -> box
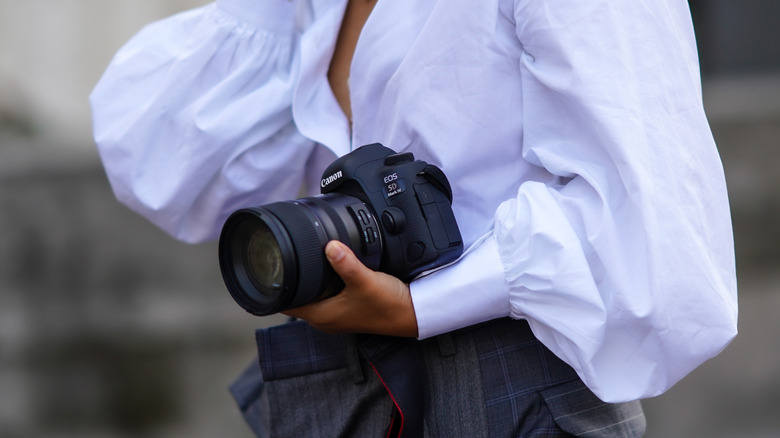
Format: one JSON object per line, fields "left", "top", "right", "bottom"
{"left": 419, "top": 164, "right": 453, "bottom": 203}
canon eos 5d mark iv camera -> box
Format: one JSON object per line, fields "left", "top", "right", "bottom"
{"left": 218, "top": 143, "right": 463, "bottom": 316}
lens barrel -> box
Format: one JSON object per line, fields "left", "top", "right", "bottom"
{"left": 218, "top": 194, "right": 381, "bottom": 316}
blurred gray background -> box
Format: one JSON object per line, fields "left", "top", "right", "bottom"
{"left": 1, "top": 1, "right": 778, "bottom": 437}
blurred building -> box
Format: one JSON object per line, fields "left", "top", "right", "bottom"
{"left": 0, "top": 0, "right": 210, "bottom": 147}
{"left": 689, "top": 0, "right": 780, "bottom": 76}
{"left": 1, "top": 1, "right": 779, "bottom": 438}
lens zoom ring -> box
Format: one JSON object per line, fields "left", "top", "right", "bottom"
{"left": 309, "top": 197, "right": 350, "bottom": 244}
{"left": 264, "top": 202, "right": 327, "bottom": 307}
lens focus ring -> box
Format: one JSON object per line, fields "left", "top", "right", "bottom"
{"left": 261, "top": 202, "right": 329, "bottom": 309}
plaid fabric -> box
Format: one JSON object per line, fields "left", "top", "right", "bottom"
{"left": 255, "top": 320, "right": 349, "bottom": 380}
{"left": 469, "top": 319, "right": 645, "bottom": 437}
{"left": 230, "top": 318, "right": 645, "bottom": 437}
{"left": 471, "top": 319, "right": 580, "bottom": 437}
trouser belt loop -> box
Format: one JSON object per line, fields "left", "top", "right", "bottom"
{"left": 344, "top": 334, "right": 367, "bottom": 384}
{"left": 436, "top": 332, "right": 456, "bottom": 357}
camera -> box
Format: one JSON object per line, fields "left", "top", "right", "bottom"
{"left": 218, "top": 143, "right": 463, "bottom": 316}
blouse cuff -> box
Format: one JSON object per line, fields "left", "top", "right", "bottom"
{"left": 410, "top": 234, "right": 511, "bottom": 340}
{"left": 217, "top": 0, "right": 297, "bottom": 34}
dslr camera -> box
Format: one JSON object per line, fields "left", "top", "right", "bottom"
{"left": 218, "top": 143, "right": 463, "bottom": 316}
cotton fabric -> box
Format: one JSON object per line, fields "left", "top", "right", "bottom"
{"left": 91, "top": 0, "right": 738, "bottom": 402}
{"left": 232, "top": 318, "right": 645, "bottom": 437}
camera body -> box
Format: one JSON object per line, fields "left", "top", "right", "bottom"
{"left": 218, "top": 143, "right": 463, "bottom": 316}
{"left": 319, "top": 143, "right": 463, "bottom": 280}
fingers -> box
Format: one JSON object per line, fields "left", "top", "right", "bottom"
{"left": 325, "top": 240, "right": 373, "bottom": 286}
{"left": 284, "top": 240, "right": 418, "bottom": 337}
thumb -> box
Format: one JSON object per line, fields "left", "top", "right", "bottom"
{"left": 325, "top": 240, "right": 373, "bottom": 285}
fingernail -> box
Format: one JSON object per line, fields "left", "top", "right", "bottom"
{"left": 326, "top": 241, "right": 345, "bottom": 262}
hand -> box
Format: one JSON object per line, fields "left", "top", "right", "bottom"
{"left": 283, "top": 240, "right": 419, "bottom": 338}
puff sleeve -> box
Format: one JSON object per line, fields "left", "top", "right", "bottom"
{"left": 91, "top": 0, "right": 321, "bottom": 243}
{"left": 410, "top": 0, "right": 738, "bottom": 402}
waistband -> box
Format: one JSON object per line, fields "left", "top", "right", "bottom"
{"left": 254, "top": 317, "right": 534, "bottom": 382}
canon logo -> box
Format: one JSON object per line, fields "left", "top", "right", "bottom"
{"left": 321, "top": 170, "right": 343, "bottom": 188}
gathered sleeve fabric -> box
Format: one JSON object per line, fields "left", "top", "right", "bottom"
{"left": 90, "top": 0, "right": 325, "bottom": 243}
{"left": 410, "top": 0, "right": 738, "bottom": 402}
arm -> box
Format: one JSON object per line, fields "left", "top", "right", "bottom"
{"left": 409, "top": 0, "right": 737, "bottom": 402}
{"left": 91, "top": 0, "right": 319, "bottom": 243}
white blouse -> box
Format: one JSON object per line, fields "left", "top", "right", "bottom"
{"left": 91, "top": 0, "right": 738, "bottom": 402}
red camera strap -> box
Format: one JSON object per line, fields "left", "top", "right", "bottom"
{"left": 358, "top": 335, "right": 425, "bottom": 438}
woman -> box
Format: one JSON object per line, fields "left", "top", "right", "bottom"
{"left": 92, "top": 0, "right": 737, "bottom": 436}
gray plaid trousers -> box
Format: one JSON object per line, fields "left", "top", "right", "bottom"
{"left": 230, "top": 318, "right": 646, "bottom": 437}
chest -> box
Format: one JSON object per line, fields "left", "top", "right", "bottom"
{"left": 340, "top": 1, "right": 523, "bottom": 148}
{"left": 327, "top": 0, "right": 377, "bottom": 122}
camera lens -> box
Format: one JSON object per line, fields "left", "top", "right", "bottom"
{"left": 244, "top": 221, "right": 284, "bottom": 296}
{"left": 218, "top": 194, "right": 382, "bottom": 316}
{"left": 220, "top": 210, "right": 297, "bottom": 315}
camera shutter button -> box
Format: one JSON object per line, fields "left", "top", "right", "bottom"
{"left": 381, "top": 207, "right": 406, "bottom": 235}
